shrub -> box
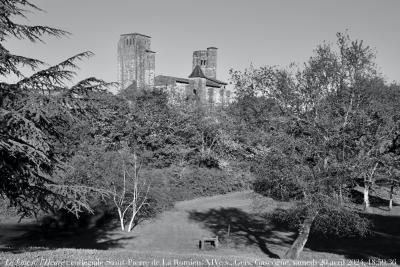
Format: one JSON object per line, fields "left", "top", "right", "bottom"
{"left": 0, "top": 198, "right": 18, "bottom": 219}
{"left": 251, "top": 149, "right": 307, "bottom": 201}
{"left": 141, "top": 166, "right": 252, "bottom": 203}
{"left": 171, "top": 167, "right": 247, "bottom": 200}
{"left": 253, "top": 172, "right": 303, "bottom": 201}
{"left": 40, "top": 200, "right": 115, "bottom": 230}
{"left": 312, "top": 207, "right": 371, "bottom": 238}
{"left": 269, "top": 205, "right": 371, "bottom": 238}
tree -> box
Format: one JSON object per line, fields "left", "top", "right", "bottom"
{"left": 1, "top": 0, "right": 113, "bottom": 217}
{"left": 231, "top": 32, "right": 384, "bottom": 259}
{"left": 111, "top": 149, "right": 150, "bottom": 232}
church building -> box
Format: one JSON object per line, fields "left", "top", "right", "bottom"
{"left": 117, "top": 33, "right": 230, "bottom": 105}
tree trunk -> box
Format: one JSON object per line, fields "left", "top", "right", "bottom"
{"left": 284, "top": 213, "right": 316, "bottom": 259}
{"left": 117, "top": 208, "right": 125, "bottom": 231}
{"left": 339, "top": 186, "right": 343, "bottom": 206}
{"left": 364, "top": 163, "right": 377, "bottom": 213}
{"left": 364, "top": 183, "right": 371, "bottom": 212}
{"left": 127, "top": 203, "right": 137, "bottom": 232}
{"left": 389, "top": 185, "right": 394, "bottom": 211}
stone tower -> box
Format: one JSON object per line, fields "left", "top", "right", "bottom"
{"left": 192, "top": 47, "right": 217, "bottom": 79}
{"left": 117, "top": 33, "right": 155, "bottom": 91}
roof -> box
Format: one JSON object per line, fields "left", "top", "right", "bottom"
{"left": 206, "top": 77, "right": 228, "bottom": 86}
{"left": 156, "top": 65, "right": 227, "bottom": 88}
{"left": 120, "top": 32, "right": 151, "bottom": 38}
{"left": 155, "top": 75, "right": 189, "bottom": 86}
{"left": 155, "top": 75, "right": 225, "bottom": 89}
{"left": 189, "top": 65, "right": 228, "bottom": 86}
{"left": 189, "top": 65, "right": 207, "bottom": 79}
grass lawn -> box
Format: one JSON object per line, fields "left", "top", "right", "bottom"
{"left": 1, "top": 191, "right": 399, "bottom": 266}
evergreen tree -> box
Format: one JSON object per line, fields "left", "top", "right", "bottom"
{"left": 1, "top": 0, "right": 113, "bottom": 217}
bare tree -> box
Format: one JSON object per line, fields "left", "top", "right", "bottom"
{"left": 112, "top": 152, "right": 150, "bottom": 232}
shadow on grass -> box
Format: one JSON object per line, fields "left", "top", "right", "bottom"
{"left": 189, "top": 206, "right": 400, "bottom": 262}
{"left": 188, "top": 207, "right": 289, "bottom": 258}
{"left": 307, "top": 212, "right": 400, "bottom": 262}
{"left": 0, "top": 213, "right": 135, "bottom": 253}
{"left": 306, "top": 191, "right": 400, "bottom": 261}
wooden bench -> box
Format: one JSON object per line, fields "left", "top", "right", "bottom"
{"left": 198, "top": 236, "right": 219, "bottom": 249}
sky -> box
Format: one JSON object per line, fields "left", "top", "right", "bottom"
{"left": 4, "top": 0, "right": 400, "bottom": 93}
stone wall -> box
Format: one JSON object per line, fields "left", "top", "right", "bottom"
{"left": 117, "top": 33, "right": 155, "bottom": 91}
{"left": 145, "top": 51, "right": 155, "bottom": 88}
{"left": 192, "top": 48, "right": 217, "bottom": 79}
{"left": 192, "top": 50, "right": 208, "bottom": 76}
{"left": 189, "top": 77, "right": 207, "bottom": 104}
{"left": 205, "top": 47, "right": 217, "bottom": 79}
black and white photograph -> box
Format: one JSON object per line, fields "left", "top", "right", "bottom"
{"left": 1, "top": 0, "right": 399, "bottom": 266}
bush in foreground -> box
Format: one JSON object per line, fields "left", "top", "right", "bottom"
{"left": 269, "top": 205, "right": 371, "bottom": 238}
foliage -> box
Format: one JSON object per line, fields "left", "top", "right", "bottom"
{"left": 63, "top": 142, "right": 251, "bottom": 228}
{"left": 118, "top": 90, "right": 231, "bottom": 169}
{"left": 39, "top": 200, "right": 115, "bottom": 230}
{"left": 229, "top": 31, "right": 395, "bottom": 258}
{"left": 269, "top": 205, "right": 371, "bottom": 238}
{"left": 231, "top": 31, "right": 395, "bottom": 208}
{"left": 0, "top": 198, "right": 18, "bottom": 219}
{"left": 0, "top": 0, "right": 114, "bottom": 217}
{"left": 143, "top": 166, "right": 252, "bottom": 202}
